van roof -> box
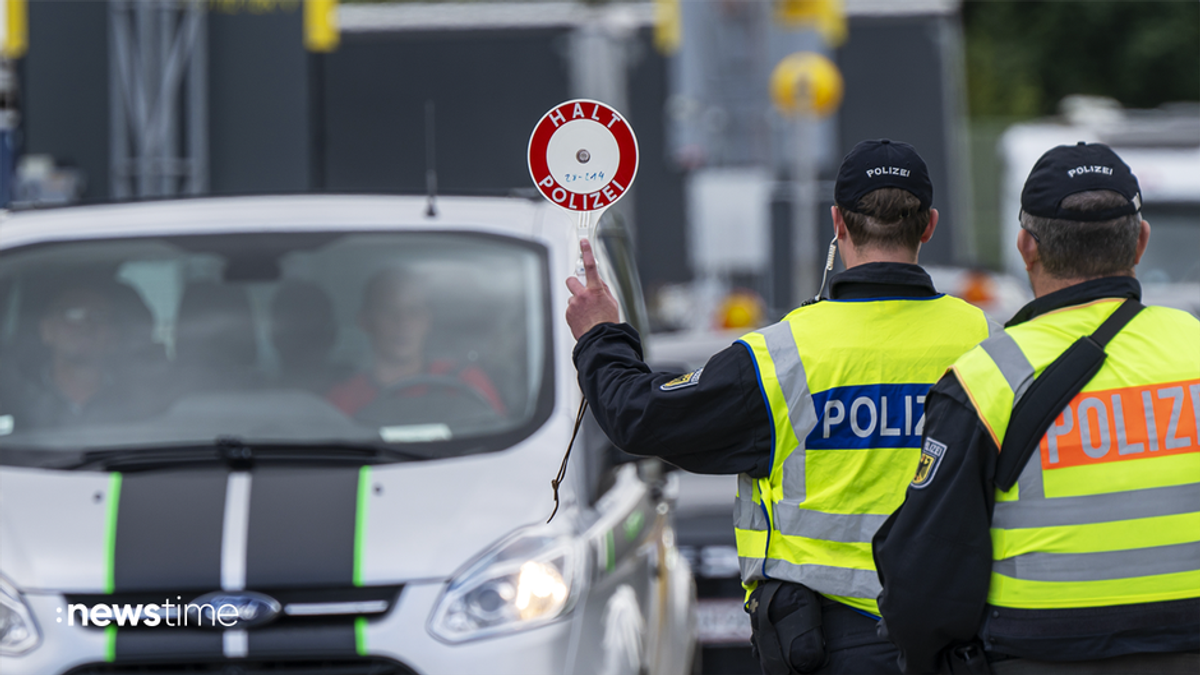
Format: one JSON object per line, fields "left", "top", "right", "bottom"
{"left": 0, "top": 194, "right": 556, "bottom": 251}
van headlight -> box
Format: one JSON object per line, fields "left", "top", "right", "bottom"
{"left": 428, "top": 527, "right": 581, "bottom": 642}
{"left": 0, "top": 575, "right": 40, "bottom": 656}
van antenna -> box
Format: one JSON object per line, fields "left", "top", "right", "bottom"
{"left": 425, "top": 100, "right": 438, "bottom": 217}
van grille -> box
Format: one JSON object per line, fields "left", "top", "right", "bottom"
{"left": 64, "top": 657, "right": 417, "bottom": 675}
{"left": 62, "top": 586, "right": 403, "bottom": 630}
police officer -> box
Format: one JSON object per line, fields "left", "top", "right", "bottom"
{"left": 566, "top": 139, "right": 995, "bottom": 674}
{"left": 873, "top": 142, "right": 1200, "bottom": 674}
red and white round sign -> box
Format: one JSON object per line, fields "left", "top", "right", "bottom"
{"left": 528, "top": 99, "right": 639, "bottom": 212}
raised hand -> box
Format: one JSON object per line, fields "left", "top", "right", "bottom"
{"left": 565, "top": 239, "right": 620, "bottom": 339}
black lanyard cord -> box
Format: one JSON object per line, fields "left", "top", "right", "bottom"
{"left": 548, "top": 397, "right": 588, "bottom": 523}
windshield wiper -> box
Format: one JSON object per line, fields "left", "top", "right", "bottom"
{"left": 58, "top": 437, "right": 440, "bottom": 472}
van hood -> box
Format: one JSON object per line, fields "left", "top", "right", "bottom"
{"left": 0, "top": 427, "right": 568, "bottom": 593}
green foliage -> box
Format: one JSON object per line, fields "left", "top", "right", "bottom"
{"left": 964, "top": 0, "right": 1200, "bottom": 118}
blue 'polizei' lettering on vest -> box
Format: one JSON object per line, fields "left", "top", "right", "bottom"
{"left": 807, "top": 383, "right": 931, "bottom": 449}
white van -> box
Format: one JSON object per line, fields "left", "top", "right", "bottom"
{"left": 0, "top": 195, "right": 696, "bottom": 675}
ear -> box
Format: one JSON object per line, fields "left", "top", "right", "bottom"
{"left": 919, "top": 208, "right": 939, "bottom": 244}
{"left": 1017, "top": 228, "right": 1039, "bottom": 271}
{"left": 831, "top": 206, "right": 849, "bottom": 243}
{"left": 1133, "top": 219, "right": 1150, "bottom": 265}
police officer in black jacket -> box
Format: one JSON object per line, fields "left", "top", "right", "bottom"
{"left": 567, "top": 140, "right": 997, "bottom": 674}
{"left": 872, "top": 142, "right": 1200, "bottom": 674}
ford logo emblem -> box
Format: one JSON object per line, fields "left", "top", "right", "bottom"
{"left": 188, "top": 591, "right": 282, "bottom": 629}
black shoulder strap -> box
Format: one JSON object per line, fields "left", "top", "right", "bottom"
{"left": 994, "top": 298, "right": 1145, "bottom": 491}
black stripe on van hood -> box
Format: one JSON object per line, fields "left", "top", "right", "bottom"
{"left": 245, "top": 466, "right": 360, "bottom": 589}
{"left": 113, "top": 470, "right": 227, "bottom": 593}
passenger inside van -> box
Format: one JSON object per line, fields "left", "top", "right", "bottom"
{"left": 327, "top": 267, "right": 506, "bottom": 423}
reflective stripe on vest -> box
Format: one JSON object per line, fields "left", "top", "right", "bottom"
{"left": 735, "top": 473, "right": 770, "bottom": 583}
{"left": 953, "top": 300, "right": 1200, "bottom": 610}
{"left": 734, "top": 294, "right": 992, "bottom": 613}
{"left": 992, "top": 540, "right": 1200, "bottom": 583}
{"left": 953, "top": 331, "right": 1035, "bottom": 450}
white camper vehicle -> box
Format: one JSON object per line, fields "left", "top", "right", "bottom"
{"left": 1000, "top": 98, "right": 1200, "bottom": 316}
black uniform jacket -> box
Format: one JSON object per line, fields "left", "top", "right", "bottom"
{"left": 872, "top": 276, "right": 1200, "bottom": 674}
{"left": 572, "top": 262, "right": 941, "bottom": 478}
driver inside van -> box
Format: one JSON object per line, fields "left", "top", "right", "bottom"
{"left": 327, "top": 267, "right": 506, "bottom": 418}
{"left": 5, "top": 284, "right": 145, "bottom": 430}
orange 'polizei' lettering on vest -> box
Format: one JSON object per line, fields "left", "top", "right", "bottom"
{"left": 1039, "top": 379, "right": 1200, "bottom": 470}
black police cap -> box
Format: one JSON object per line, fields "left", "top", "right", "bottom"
{"left": 834, "top": 139, "right": 933, "bottom": 213}
{"left": 1021, "top": 142, "right": 1142, "bottom": 222}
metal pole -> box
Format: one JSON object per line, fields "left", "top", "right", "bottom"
{"left": 793, "top": 118, "right": 818, "bottom": 302}
{"left": 0, "top": 60, "right": 18, "bottom": 207}
{"left": 155, "top": 3, "right": 200, "bottom": 195}
{"left": 568, "top": 5, "right": 637, "bottom": 237}
{"left": 109, "top": 0, "right": 207, "bottom": 199}
{"left": 769, "top": 177, "right": 794, "bottom": 313}
{"left": 109, "top": 1, "right": 130, "bottom": 199}
{"left": 135, "top": 0, "right": 155, "bottom": 197}
{"left": 159, "top": 0, "right": 174, "bottom": 195}
{"left": 187, "top": 0, "right": 207, "bottom": 195}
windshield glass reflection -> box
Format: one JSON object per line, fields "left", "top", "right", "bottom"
{"left": 0, "top": 232, "right": 551, "bottom": 458}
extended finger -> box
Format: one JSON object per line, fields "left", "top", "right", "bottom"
{"left": 580, "top": 239, "right": 603, "bottom": 289}
{"left": 566, "top": 276, "right": 585, "bottom": 296}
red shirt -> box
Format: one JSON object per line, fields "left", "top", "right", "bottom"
{"left": 327, "top": 360, "right": 506, "bottom": 417}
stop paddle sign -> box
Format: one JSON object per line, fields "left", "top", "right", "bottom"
{"left": 528, "top": 99, "right": 639, "bottom": 213}
{"left": 530, "top": 100, "right": 640, "bottom": 520}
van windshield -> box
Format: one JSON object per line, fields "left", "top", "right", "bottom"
{"left": 0, "top": 231, "right": 552, "bottom": 461}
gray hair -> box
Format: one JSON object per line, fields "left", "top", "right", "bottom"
{"left": 1019, "top": 190, "right": 1141, "bottom": 279}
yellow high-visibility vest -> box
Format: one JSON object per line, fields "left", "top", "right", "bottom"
{"left": 736, "top": 294, "right": 991, "bottom": 614}
{"left": 951, "top": 298, "right": 1200, "bottom": 609}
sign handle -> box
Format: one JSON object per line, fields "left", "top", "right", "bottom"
{"left": 575, "top": 209, "right": 597, "bottom": 278}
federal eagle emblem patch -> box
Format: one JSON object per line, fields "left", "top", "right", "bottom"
{"left": 660, "top": 368, "right": 704, "bottom": 391}
{"left": 911, "top": 437, "right": 947, "bottom": 489}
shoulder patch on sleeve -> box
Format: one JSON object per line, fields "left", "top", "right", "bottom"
{"left": 911, "top": 437, "right": 947, "bottom": 489}
{"left": 660, "top": 368, "right": 704, "bottom": 391}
